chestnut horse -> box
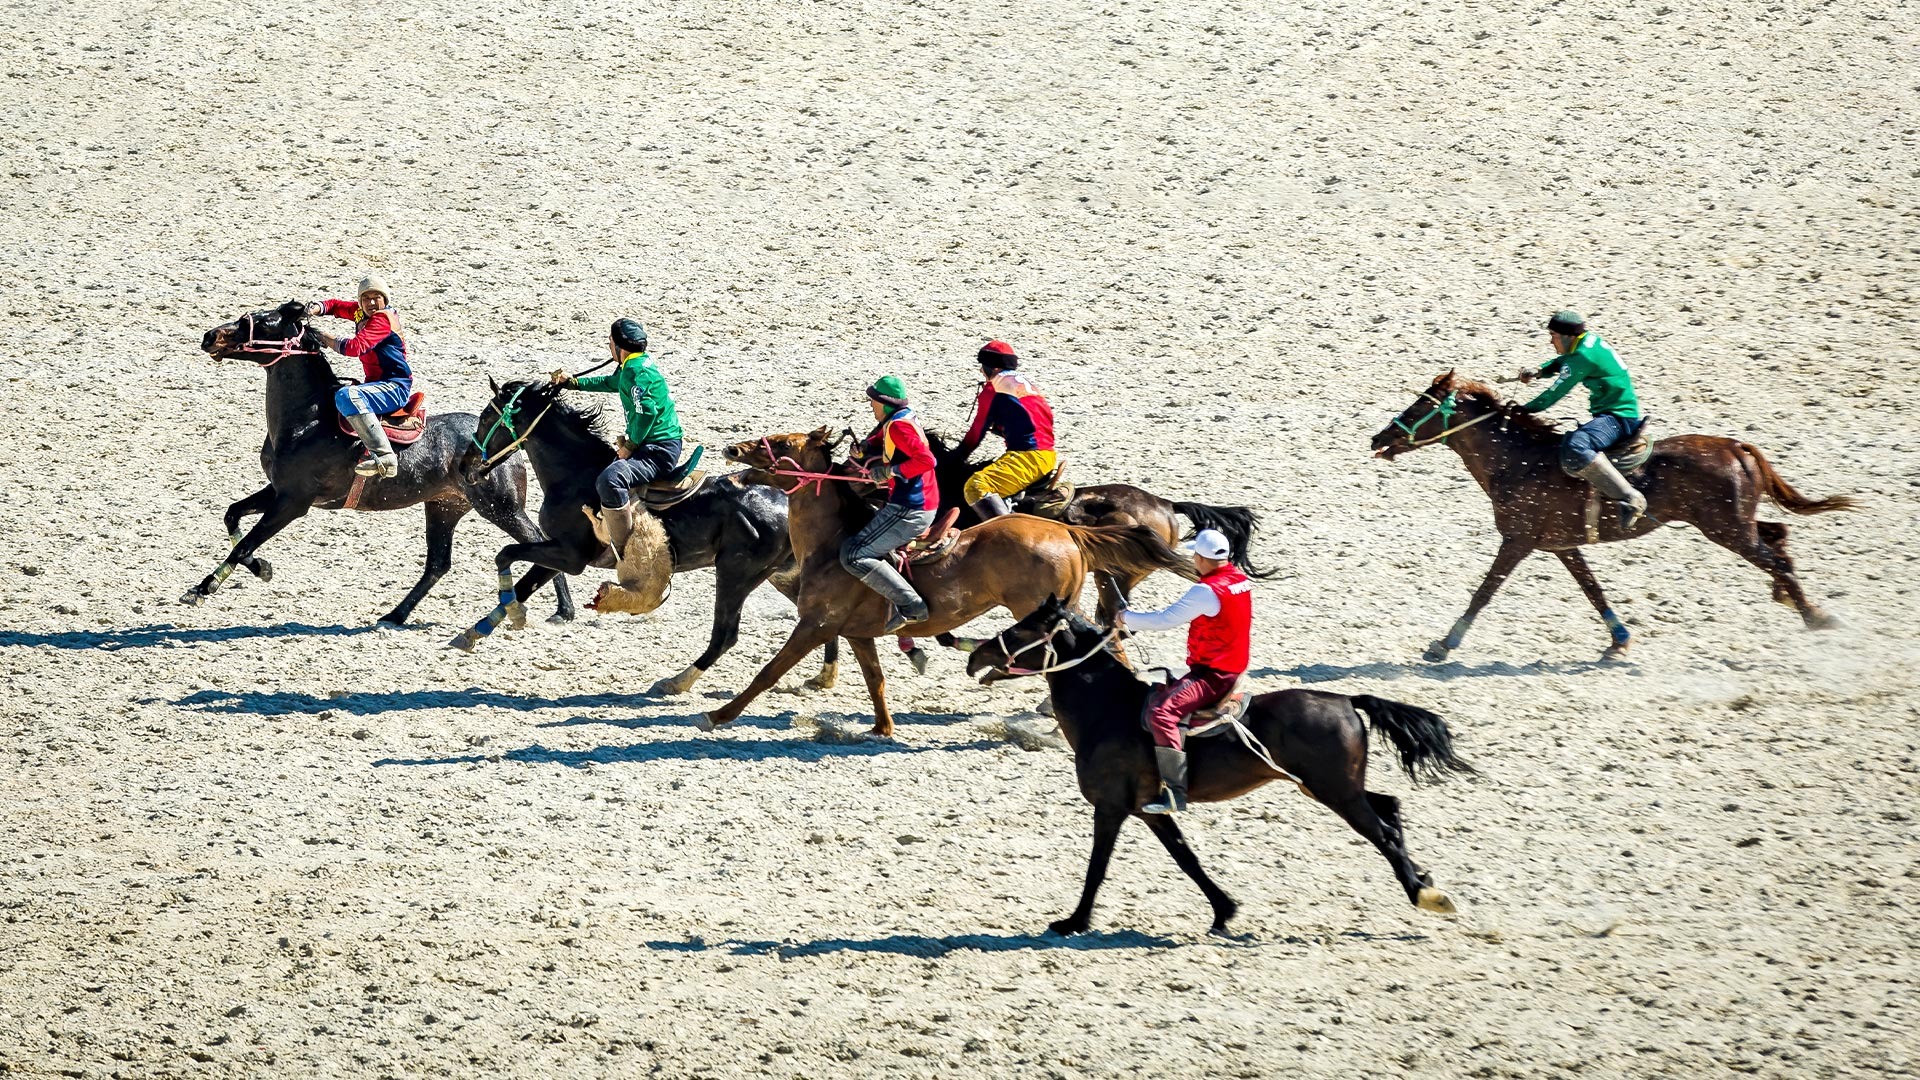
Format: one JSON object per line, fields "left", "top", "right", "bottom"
{"left": 700, "top": 428, "right": 1197, "bottom": 736}
{"left": 1371, "top": 371, "right": 1856, "bottom": 661}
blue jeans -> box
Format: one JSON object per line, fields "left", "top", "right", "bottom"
{"left": 596, "top": 439, "right": 683, "bottom": 508}
{"left": 335, "top": 380, "right": 412, "bottom": 417}
{"left": 1560, "top": 414, "right": 1644, "bottom": 473}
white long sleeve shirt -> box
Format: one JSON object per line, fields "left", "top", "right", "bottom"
{"left": 1121, "top": 583, "right": 1220, "bottom": 632}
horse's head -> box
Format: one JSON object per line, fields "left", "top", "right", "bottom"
{"left": 1370, "top": 369, "right": 1463, "bottom": 460}
{"left": 965, "top": 594, "right": 1098, "bottom": 684}
{"left": 464, "top": 376, "right": 563, "bottom": 483}
{"left": 723, "top": 426, "right": 845, "bottom": 487}
{"left": 202, "top": 300, "right": 316, "bottom": 366}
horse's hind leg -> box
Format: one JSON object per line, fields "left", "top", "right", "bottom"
{"left": 471, "top": 479, "right": 576, "bottom": 623}
{"left": 1425, "top": 537, "right": 1532, "bottom": 662}
{"left": 1327, "top": 793, "right": 1455, "bottom": 914}
{"left": 1138, "top": 812, "right": 1239, "bottom": 934}
{"left": 222, "top": 485, "right": 278, "bottom": 581}
{"left": 648, "top": 566, "right": 771, "bottom": 697}
{"left": 182, "top": 496, "right": 309, "bottom": 605}
{"left": 1554, "top": 549, "right": 1632, "bottom": 661}
{"left": 377, "top": 497, "right": 466, "bottom": 626}
{"left": 1704, "top": 520, "right": 1837, "bottom": 629}
{"left": 1051, "top": 807, "right": 1127, "bottom": 937}
{"left": 1756, "top": 522, "right": 1794, "bottom": 605}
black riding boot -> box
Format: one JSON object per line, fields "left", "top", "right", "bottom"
{"left": 1142, "top": 747, "right": 1189, "bottom": 814}
{"left": 969, "top": 493, "right": 1012, "bottom": 520}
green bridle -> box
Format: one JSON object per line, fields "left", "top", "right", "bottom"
{"left": 471, "top": 385, "right": 554, "bottom": 473}
{"left": 1393, "top": 390, "right": 1494, "bottom": 448}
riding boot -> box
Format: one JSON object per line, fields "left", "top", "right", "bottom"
{"left": 969, "top": 493, "right": 1012, "bottom": 520}
{"left": 859, "top": 566, "right": 929, "bottom": 634}
{"left": 601, "top": 502, "right": 637, "bottom": 563}
{"left": 1575, "top": 455, "right": 1648, "bottom": 529}
{"left": 1142, "top": 747, "right": 1189, "bottom": 815}
{"left": 345, "top": 411, "right": 399, "bottom": 479}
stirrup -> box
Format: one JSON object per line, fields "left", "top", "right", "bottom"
{"left": 884, "top": 606, "right": 915, "bottom": 634}
{"left": 1141, "top": 787, "right": 1186, "bottom": 815}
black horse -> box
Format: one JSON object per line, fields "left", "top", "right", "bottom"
{"left": 192, "top": 301, "right": 571, "bottom": 625}
{"left": 457, "top": 378, "right": 837, "bottom": 695}
{"left": 965, "top": 596, "right": 1471, "bottom": 936}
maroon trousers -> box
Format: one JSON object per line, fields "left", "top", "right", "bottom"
{"left": 1144, "top": 665, "right": 1240, "bottom": 749}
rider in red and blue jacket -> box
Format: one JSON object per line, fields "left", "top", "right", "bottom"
{"left": 955, "top": 340, "right": 1056, "bottom": 519}
{"left": 841, "top": 375, "right": 939, "bottom": 633}
{"left": 307, "top": 274, "right": 414, "bottom": 478}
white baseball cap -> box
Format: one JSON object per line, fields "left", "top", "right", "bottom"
{"left": 1189, "top": 529, "right": 1232, "bottom": 561}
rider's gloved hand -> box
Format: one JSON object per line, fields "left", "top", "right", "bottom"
{"left": 1516, "top": 367, "right": 1538, "bottom": 384}
{"left": 304, "top": 301, "right": 324, "bottom": 318}
{"left": 548, "top": 369, "right": 575, "bottom": 388}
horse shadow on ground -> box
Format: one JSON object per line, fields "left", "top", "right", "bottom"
{"left": 534, "top": 710, "right": 981, "bottom": 732}
{"left": 1259, "top": 657, "right": 1624, "bottom": 683}
{"left": 375, "top": 732, "right": 1004, "bottom": 769}
{"left": 170, "top": 686, "right": 788, "bottom": 726}
{"left": 0, "top": 622, "right": 378, "bottom": 652}
{"left": 643, "top": 929, "right": 1180, "bottom": 959}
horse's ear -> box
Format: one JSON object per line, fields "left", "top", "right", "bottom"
{"left": 488, "top": 375, "right": 501, "bottom": 394}
{"left": 1437, "top": 367, "right": 1457, "bottom": 388}
{"left": 281, "top": 299, "right": 306, "bottom": 321}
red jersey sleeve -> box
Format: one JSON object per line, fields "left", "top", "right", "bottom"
{"left": 887, "top": 419, "right": 938, "bottom": 480}
{"left": 319, "top": 299, "right": 361, "bottom": 320}
{"left": 336, "top": 311, "right": 393, "bottom": 359}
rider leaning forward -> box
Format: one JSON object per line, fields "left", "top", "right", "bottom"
{"left": 1517, "top": 310, "right": 1647, "bottom": 528}
{"left": 845, "top": 376, "right": 940, "bottom": 633}
{"left": 1117, "top": 528, "right": 1254, "bottom": 814}
{"left": 550, "top": 318, "right": 684, "bottom": 558}
{"left": 307, "top": 275, "right": 412, "bottom": 479}
{"left": 954, "top": 340, "right": 1056, "bottom": 520}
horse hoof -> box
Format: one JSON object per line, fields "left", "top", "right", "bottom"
{"left": 648, "top": 668, "right": 701, "bottom": 697}
{"left": 447, "top": 630, "right": 479, "bottom": 653}
{"left": 1422, "top": 641, "right": 1452, "bottom": 663}
{"left": 907, "top": 648, "right": 930, "bottom": 676}
{"left": 377, "top": 618, "right": 406, "bottom": 630}
{"left": 803, "top": 668, "right": 838, "bottom": 692}
{"left": 179, "top": 590, "right": 206, "bottom": 606}
{"left": 1047, "top": 918, "right": 1089, "bottom": 937}
{"left": 696, "top": 713, "right": 723, "bottom": 732}
{"left": 1600, "top": 642, "right": 1631, "bottom": 662}
{"left": 866, "top": 724, "right": 893, "bottom": 738}
{"left": 1036, "top": 697, "right": 1055, "bottom": 718}
{"left": 547, "top": 611, "right": 574, "bottom": 625}
{"left": 251, "top": 559, "right": 273, "bottom": 583}
{"left": 1807, "top": 611, "right": 1843, "bottom": 631}
{"left": 1416, "top": 886, "right": 1458, "bottom": 915}
{"left": 504, "top": 603, "right": 527, "bottom": 631}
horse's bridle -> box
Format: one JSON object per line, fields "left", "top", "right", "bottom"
{"left": 471, "top": 385, "right": 556, "bottom": 474}
{"left": 757, "top": 435, "right": 875, "bottom": 495}
{"left": 991, "top": 618, "right": 1119, "bottom": 677}
{"left": 1392, "top": 389, "right": 1496, "bottom": 448}
{"left": 229, "top": 312, "right": 320, "bottom": 366}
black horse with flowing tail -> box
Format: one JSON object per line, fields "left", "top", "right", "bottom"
{"left": 191, "top": 301, "right": 571, "bottom": 625}
{"left": 457, "top": 379, "right": 837, "bottom": 696}
{"left": 966, "top": 597, "right": 1471, "bottom": 936}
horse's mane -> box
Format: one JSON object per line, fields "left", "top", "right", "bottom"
{"left": 1452, "top": 380, "right": 1563, "bottom": 443}
{"left": 508, "top": 381, "right": 614, "bottom": 443}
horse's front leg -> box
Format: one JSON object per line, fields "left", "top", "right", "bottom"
{"left": 845, "top": 637, "right": 894, "bottom": 737}
{"left": 1051, "top": 806, "right": 1127, "bottom": 936}
{"left": 699, "top": 621, "right": 837, "bottom": 731}
{"left": 648, "top": 567, "right": 767, "bottom": 697}
{"left": 1138, "top": 812, "right": 1238, "bottom": 934}
{"left": 380, "top": 497, "right": 466, "bottom": 627}
{"left": 221, "top": 485, "right": 279, "bottom": 582}
{"left": 182, "top": 495, "right": 310, "bottom": 605}
{"left": 1554, "top": 549, "right": 1632, "bottom": 660}
{"left": 1424, "top": 537, "right": 1532, "bottom": 661}
{"left": 447, "top": 540, "right": 577, "bottom": 651}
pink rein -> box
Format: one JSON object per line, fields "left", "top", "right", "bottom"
{"left": 760, "top": 436, "right": 878, "bottom": 495}
{"left": 231, "top": 312, "right": 322, "bottom": 367}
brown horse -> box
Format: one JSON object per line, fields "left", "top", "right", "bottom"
{"left": 1371, "top": 371, "right": 1856, "bottom": 661}
{"left": 700, "top": 428, "right": 1197, "bottom": 736}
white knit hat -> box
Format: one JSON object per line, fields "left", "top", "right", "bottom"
{"left": 356, "top": 274, "right": 391, "bottom": 302}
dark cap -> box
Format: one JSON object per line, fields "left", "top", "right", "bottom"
{"left": 1546, "top": 310, "right": 1586, "bottom": 335}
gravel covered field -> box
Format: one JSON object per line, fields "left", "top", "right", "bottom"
{"left": 2, "top": 1, "right": 1915, "bottom": 1076}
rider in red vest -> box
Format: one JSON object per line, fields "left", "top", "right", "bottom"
{"left": 1118, "top": 528, "right": 1254, "bottom": 813}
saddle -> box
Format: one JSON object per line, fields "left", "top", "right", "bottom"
{"left": 336, "top": 392, "right": 430, "bottom": 446}
{"left": 895, "top": 506, "right": 962, "bottom": 572}
{"left": 1013, "top": 461, "right": 1074, "bottom": 519}
{"left": 636, "top": 445, "right": 708, "bottom": 511}
{"left": 1605, "top": 418, "right": 1654, "bottom": 473}
{"left": 1135, "top": 673, "right": 1251, "bottom": 739}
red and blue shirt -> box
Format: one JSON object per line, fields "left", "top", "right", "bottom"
{"left": 861, "top": 407, "right": 940, "bottom": 512}
{"left": 320, "top": 299, "right": 412, "bottom": 389}
{"left": 958, "top": 372, "right": 1054, "bottom": 457}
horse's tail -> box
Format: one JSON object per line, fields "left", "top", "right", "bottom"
{"left": 1065, "top": 523, "right": 1200, "bottom": 584}
{"left": 1171, "top": 501, "right": 1281, "bottom": 579}
{"left": 1739, "top": 442, "right": 1857, "bottom": 515}
{"left": 1350, "top": 695, "right": 1474, "bottom": 784}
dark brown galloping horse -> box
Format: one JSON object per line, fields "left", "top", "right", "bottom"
{"left": 700, "top": 428, "right": 1197, "bottom": 737}
{"left": 1371, "top": 371, "right": 1856, "bottom": 661}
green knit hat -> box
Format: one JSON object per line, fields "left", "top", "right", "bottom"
{"left": 867, "top": 375, "right": 909, "bottom": 409}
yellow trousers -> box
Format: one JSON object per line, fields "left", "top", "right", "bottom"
{"left": 964, "top": 449, "right": 1058, "bottom": 504}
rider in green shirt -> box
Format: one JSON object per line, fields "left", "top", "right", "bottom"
{"left": 1517, "top": 310, "right": 1647, "bottom": 528}
{"left": 551, "top": 318, "right": 685, "bottom": 556}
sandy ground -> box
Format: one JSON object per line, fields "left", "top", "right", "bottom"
{"left": 3, "top": 1, "right": 1917, "bottom": 1076}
